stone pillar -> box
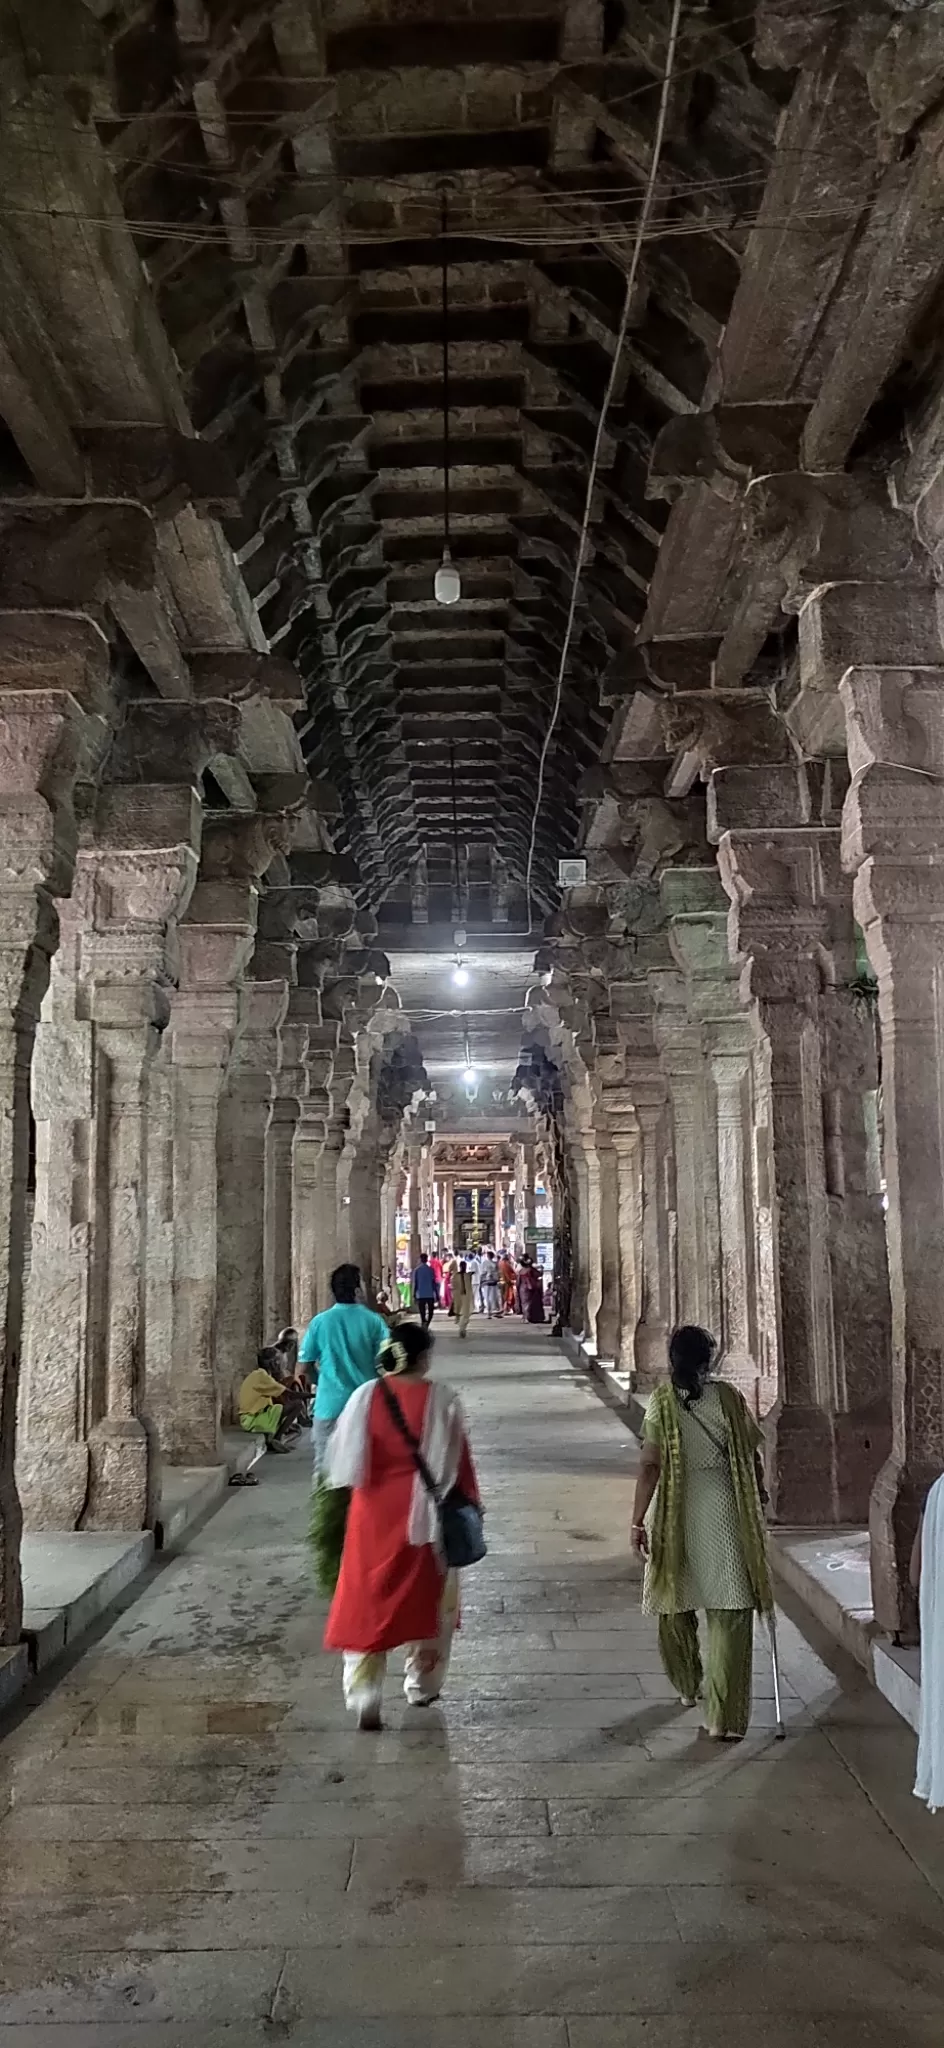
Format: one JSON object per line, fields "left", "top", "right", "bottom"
{"left": 0, "top": 665, "right": 92, "bottom": 1636}
{"left": 513, "top": 1147, "right": 527, "bottom": 1250}
{"left": 264, "top": 1020, "right": 308, "bottom": 1339}
{"left": 313, "top": 1118, "right": 345, "bottom": 1309}
{"left": 715, "top": 758, "right": 891, "bottom": 1529}
{"left": 651, "top": 966, "right": 717, "bottom": 1333}
{"left": 162, "top": 824, "right": 260, "bottom": 1465}
{"left": 608, "top": 1106, "right": 641, "bottom": 1375}
{"left": 292, "top": 1024, "right": 337, "bottom": 1331}
{"left": 420, "top": 1143, "right": 436, "bottom": 1251}
{"left": 593, "top": 1125, "right": 623, "bottom": 1364}
{"left": 568, "top": 1137, "right": 591, "bottom": 1336}
{"left": 408, "top": 1140, "right": 421, "bottom": 1266}
{"left": 216, "top": 982, "right": 286, "bottom": 1422}
{"left": 840, "top": 648, "right": 944, "bottom": 1632}
{"left": 664, "top": 870, "right": 760, "bottom": 1400}
{"left": 348, "top": 1136, "right": 383, "bottom": 1298}
{"left": 709, "top": 1037, "right": 758, "bottom": 1398}
{"left": 494, "top": 1177, "right": 504, "bottom": 1247}
{"left": 632, "top": 1092, "right": 672, "bottom": 1388}
{"left": 523, "top": 1142, "right": 538, "bottom": 1243}
{"left": 20, "top": 921, "right": 94, "bottom": 1530}
{"left": 22, "top": 781, "right": 203, "bottom": 1527}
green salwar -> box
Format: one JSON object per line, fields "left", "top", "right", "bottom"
{"left": 658, "top": 1607, "right": 754, "bottom": 1737}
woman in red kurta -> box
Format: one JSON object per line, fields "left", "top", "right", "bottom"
{"left": 323, "top": 1322, "right": 480, "bottom": 1729}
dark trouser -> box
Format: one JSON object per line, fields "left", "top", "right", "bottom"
{"left": 418, "top": 1299, "right": 435, "bottom": 1327}
{"left": 279, "top": 1391, "right": 309, "bottom": 1434}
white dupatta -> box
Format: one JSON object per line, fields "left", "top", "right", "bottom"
{"left": 324, "top": 1377, "right": 466, "bottom": 1552}
{"left": 915, "top": 1475, "right": 944, "bottom": 1813}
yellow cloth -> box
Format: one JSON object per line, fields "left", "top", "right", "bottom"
{"left": 239, "top": 1367, "right": 284, "bottom": 1417}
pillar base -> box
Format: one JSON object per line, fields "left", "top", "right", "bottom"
{"left": 160, "top": 1392, "right": 223, "bottom": 1470}
{"left": 634, "top": 1315, "right": 668, "bottom": 1390}
{"left": 869, "top": 1451, "right": 935, "bottom": 1643}
{"left": 18, "top": 1445, "right": 90, "bottom": 1533}
{"left": 766, "top": 1402, "right": 837, "bottom": 1525}
{"left": 834, "top": 1402, "right": 891, "bottom": 1526}
{"left": 83, "top": 1415, "right": 159, "bottom": 1532}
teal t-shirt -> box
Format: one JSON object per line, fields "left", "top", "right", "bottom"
{"left": 299, "top": 1302, "right": 389, "bottom": 1421}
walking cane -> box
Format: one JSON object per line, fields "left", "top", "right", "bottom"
{"left": 767, "top": 1609, "right": 786, "bottom": 1742}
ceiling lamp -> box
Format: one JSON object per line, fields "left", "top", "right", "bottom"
{"left": 452, "top": 960, "right": 469, "bottom": 988}
{"left": 463, "top": 1065, "right": 478, "bottom": 1088}
{"left": 436, "top": 191, "right": 461, "bottom": 608}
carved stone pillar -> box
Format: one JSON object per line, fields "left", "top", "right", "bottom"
{"left": 291, "top": 1022, "right": 337, "bottom": 1330}
{"left": 215, "top": 983, "right": 286, "bottom": 1423}
{"left": 715, "top": 759, "right": 891, "bottom": 1529}
{"left": 592, "top": 1122, "right": 623, "bottom": 1364}
{"left": 264, "top": 1020, "right": 308, "bottom": 1339}
{"left": 162, "top": 823, "right": 260, "bottom": 1465}
{"left": 567, "top": 1137, "right": 591, "bottom": 1335}
{"left": 651, "top": 966, "right": 717, "bottom": 1333}
{"left": 408, "top": 1138, "right": 421, "bottom": 1267}
{"left": 632, "top": 1094, "right": 672, "bottom": 1387}
{"left": 606, "top": 1103, "right": 641, "bottom": 1375}
{"left": 840, "top": 650, "right": 944, "bottom": 1633}
{"left": 0, "top": 661, "right": 94, "bottom": 1635}
{"left": 664, "top": 869, "right": 760, "bottom": 1400}
{"left": 348, "top": 1136, "right": 384, "bottom": 1299}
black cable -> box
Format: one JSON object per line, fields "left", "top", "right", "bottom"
{"left": 441, "top": 185, "right": 450, "bottom": 554}
{"left": 450, "top": 738, "right": 462, "bottom": 916}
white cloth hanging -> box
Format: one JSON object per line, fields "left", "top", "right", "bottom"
{"left": 914, "top": 1474, "right": 944, "bottom": 1813}
{"left": 324, "top": 1377, "right": 465, "bottom": 1552}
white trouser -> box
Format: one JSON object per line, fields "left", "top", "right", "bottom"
{"left": 342, "top": 1573, "right": 460, "bottom": 1714}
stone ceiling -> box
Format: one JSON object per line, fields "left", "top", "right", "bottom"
{"left": 85, "top": 0, "right": 787, "bottom": 924}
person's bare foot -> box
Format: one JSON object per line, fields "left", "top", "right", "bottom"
{"left": 357, "top": 1703, "right": 383, "bottom": 1732}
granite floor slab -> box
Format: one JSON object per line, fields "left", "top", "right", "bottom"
{"left": 0, "top": 1320, "right": 939, "bottom": 2039}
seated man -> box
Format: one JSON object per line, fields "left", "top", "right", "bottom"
{"left": 238, "top": 1347, "right": 303, "bottom": 1454}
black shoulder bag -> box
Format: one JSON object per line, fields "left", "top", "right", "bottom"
{"left": 376, "top": 1376, "right": 487, "bottom": 1570}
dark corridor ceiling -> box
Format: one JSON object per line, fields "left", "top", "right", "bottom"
{"left": 97, "top": 0, "right": 785, "bottom": 922}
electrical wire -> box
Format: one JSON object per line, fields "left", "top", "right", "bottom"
{"left": 0, "top": 196, "right": 877, "bottom": 249}
{"left": 523, "top": 0, "right": 684, "bottom": 936}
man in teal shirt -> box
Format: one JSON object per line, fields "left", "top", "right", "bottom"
{"left": 299, "top": 1263, "right": 390, "bottom": 1471}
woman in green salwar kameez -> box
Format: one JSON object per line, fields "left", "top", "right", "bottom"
{"left": 631, "top": 1325, "right": 773, "bottom": 1741}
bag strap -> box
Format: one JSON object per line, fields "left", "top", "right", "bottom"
{"left": 680, "top": 1394, "right": 729, "bottom": 1464}
{"left": 375, "top": 1373, "right": 441, "bottom": 1504}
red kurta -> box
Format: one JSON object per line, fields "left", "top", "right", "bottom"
{"left": 324, "top": 1380, "right": 480, "bottom": 1654}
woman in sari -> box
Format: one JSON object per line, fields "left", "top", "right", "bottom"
{"left": 631, "top": 1325, "right": 773, "bottom": 1741}
{"left": 498, "top": 1251, "right": 517, "bottom": 1315}
{"left": 517, "top": 1256, "right": 546, "bottom": 1324}
{"left": 323, "top": 1322, "right": 480, "bottom": 1730}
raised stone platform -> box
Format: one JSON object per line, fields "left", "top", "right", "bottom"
{"left": 770, "top": 1527, "right": 876, "bottom": 1670}
{"left": 16, "top": 1431, "right": 267, "bottom": 1685}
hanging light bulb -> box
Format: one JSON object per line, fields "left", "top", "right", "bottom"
{"left": 435, "top": 544, "right": 461, "bottom": 606}
{"left": 463, "top": 1065, "right": 478, "bottom": 1088}
{"left": 452, "top": 956, "right": 469, "bottom": 988}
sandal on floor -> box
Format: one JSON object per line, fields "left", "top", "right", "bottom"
{"left": 228, "top": 1471, "right": 260, "bottom": 1487}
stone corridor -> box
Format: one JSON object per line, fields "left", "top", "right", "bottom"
{"left": 0, "top": 1321, "right": 941, "bottom": 2044}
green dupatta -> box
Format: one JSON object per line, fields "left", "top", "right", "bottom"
{"left": 646, "top": 1379, "right": 773, "bottom": 1616}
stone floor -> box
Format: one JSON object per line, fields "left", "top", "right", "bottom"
{"left": 0, "top": 1322, "right": 942, "bottom": 2045}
